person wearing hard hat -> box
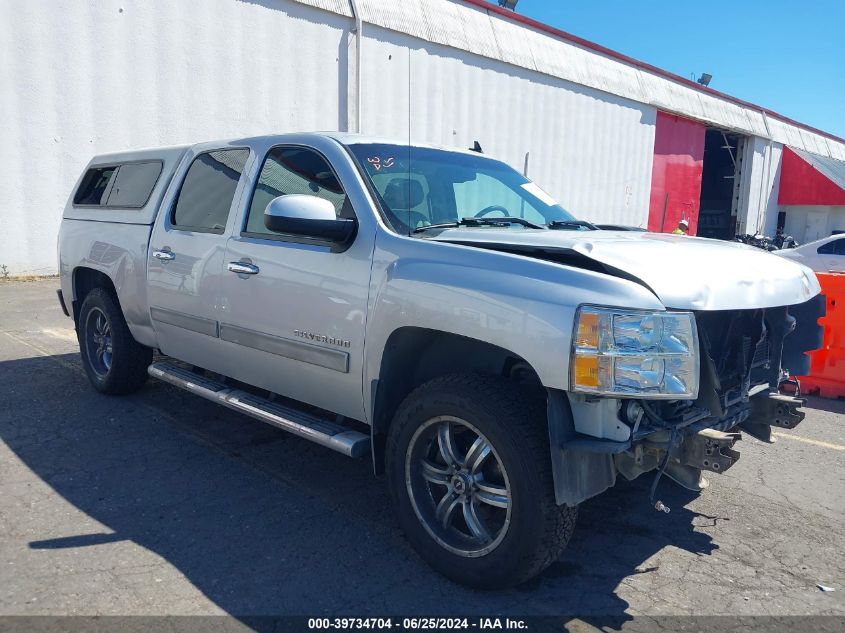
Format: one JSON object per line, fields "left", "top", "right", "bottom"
{"left": 672, "top": 219, "right": 689, "bottom": 235}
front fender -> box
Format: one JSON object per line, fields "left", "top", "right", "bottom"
{"left": 363, "top": 232, "right": 664, "bottom": 420}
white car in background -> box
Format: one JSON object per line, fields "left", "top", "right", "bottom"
{"left": 776, "top": 234, "right": 845, "bottom": 273}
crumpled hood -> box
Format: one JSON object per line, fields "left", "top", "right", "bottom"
{"left": 430, "top": 229, "right": 821, "bottom": 310}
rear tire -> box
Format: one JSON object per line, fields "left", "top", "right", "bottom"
{"left": 386, "top": 373, "right": 577, "bottom": 588}
{"left": 77, "top": 288, "right": 152, "bottom": 395}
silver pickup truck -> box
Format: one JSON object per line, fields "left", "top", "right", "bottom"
{"left": 57, "top": 133, "right": 824, "bottom": 588}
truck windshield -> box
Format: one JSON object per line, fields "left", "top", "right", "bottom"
{"left": 348, "top": 143, "right": 577, "bottom": 234}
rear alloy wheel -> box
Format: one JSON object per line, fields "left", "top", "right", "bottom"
{"left": 83, "top": 307, "right": 114, "bottom": 378}
{"left": 387, "top": 373, "right": 578, "bottom": 588}
{"left": 77, "top": 288, "right": 152, "bottom": 395}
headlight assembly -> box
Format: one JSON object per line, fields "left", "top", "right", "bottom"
{"left": 570, "top": 306, "right": 699, "bottom": 399}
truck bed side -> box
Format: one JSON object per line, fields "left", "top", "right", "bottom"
{"left": 58, "top": 145, "right": 190, "bottom": 346}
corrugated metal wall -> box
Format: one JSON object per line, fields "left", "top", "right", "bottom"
{"left": 0, "top": 0, "right": 352, "bottom": 275}
{"left": 737, "top": 138, "right": 783, "bottom": 237}
{"left": 398, "top": 28, "right": 656, "bottom": 223}
{"left": 295, "top": 0, "right": 845, "bottom": 158}
{"left": 2, "top": 0, "right": 843, "bottom": 274}
{"left": 1, "top": 0, "right": 659, "bottom": 274}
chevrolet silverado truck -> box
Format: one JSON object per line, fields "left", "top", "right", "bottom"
{"left": 57, "top": 133, "right": 824, "bottom": 588}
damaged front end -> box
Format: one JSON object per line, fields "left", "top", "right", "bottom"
{"left": 548, "top": 293, "right": 825, "bottom": 508}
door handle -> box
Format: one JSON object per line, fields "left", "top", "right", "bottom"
{"left": 152, "top": 249, "right": 175, "bottom": 261}
{"left": 228, "top": 261, "right": 260, "bottom": 275}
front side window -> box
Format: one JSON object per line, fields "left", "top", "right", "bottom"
{"left": 244, "top": 146, "right": 349, "bottom": 237}
{"left": 347, "top": 143, "right": 575, "bottom": 233}
{"left": 172, "top": 149, "right": 249, "bottom": 232}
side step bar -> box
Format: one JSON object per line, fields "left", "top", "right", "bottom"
{"left": 148, "top": 362, "right": 370, "bottom": 458}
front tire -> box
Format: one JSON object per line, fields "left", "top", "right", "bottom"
{"left": 77, "top": 288, "right": 152, "bottom": 394}
{"left": 386, "top": 374, "right": 577, "bottom": 588}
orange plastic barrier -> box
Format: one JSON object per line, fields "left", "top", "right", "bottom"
{"left": 795, "top": 272, "right": 845, "bottom": 398}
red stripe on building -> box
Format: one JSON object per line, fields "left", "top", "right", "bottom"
{"left": 779, "top": 147, "right": 845, "bottom": 206}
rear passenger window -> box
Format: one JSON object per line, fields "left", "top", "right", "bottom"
{"left": 172, "top": 149, "right": 249, "bottom": 233}
{"left": 73, "top": 161, "right": 163, "bottom": 207}
{"left": 74, "top": 167, "right": 118, "bottom": 205}
{"left": 244, "top": 146, "right": 349, "bottom": 237}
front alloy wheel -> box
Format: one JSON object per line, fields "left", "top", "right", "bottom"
{"left": 386, "top": 374, "right": 578, "bottom": 588}
{"left": 406, "top": 416, "right": 511, "bottom": 557}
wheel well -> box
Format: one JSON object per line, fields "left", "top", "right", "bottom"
{"left": 370, "top": 327, "right": 541, "bottom": 473}
{"left": 71, "top": 267, "right": 118, "bottom": 326}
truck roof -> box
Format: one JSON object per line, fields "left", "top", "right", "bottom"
{"left": 64, "top": 132, "right": 495, "bottom": 226}
{"left": 84, "top": 133, "right": 488, "bottom": 165}
{"left": 87, "top": 144, "right": 192, "bottom": 165}
{"left": 229, "top": 132, "right": 486, "bottom": 157}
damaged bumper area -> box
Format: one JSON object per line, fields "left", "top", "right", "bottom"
{"left": 548, "top": 293, "right": 824, "bottom": 507}
{"left": 742, "top": 392, "right": 807, "bottom": 442}
{"left": 614, "top": 392, "right": 806, "bottom": 494}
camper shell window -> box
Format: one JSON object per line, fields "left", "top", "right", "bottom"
{"left": 73, "top": 161, "right": 163, "bottom": 208}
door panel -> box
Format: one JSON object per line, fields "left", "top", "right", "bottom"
{"left": 219, "top": 237, "right": 369, "bottom": 419}
{"left": 147, "top": 147, "right": 250, "bottom": 371}
{"left": 819, "top": 255, "right": 845, "bottom": 273}
{"left": 218, "top": 144, "right": 372, "bottom": 420}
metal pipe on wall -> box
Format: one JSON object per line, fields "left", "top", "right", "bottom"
{"left": 348, "top": 0, "right": 363, "bottom": 133}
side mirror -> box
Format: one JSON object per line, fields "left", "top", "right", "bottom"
{"left": 264, "top": 194, "right": 356, "bottom": 244}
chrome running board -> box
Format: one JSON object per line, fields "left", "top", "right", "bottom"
{"left": 148, "top": 361, "right": 370, "bottom": 458}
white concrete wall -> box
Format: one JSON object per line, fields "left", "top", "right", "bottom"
{"left": 1, "top": 0, "right": 658, "bottom": 274}
{"left": 782, "top": 206, "right": 845, "bottom": 243}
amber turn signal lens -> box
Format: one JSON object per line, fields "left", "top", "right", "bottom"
{"left": 576, "top": 312, "right": 599, "bottom": 348}
{"left": 572, "top": 355, "right": 600, "bottom": 388}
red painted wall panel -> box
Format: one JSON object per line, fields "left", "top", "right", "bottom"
{"left": 778, "top": 147, "right": 845, "bottom": 206}
{"left": 647, "top": 112, "right": 706, "bottom": 234}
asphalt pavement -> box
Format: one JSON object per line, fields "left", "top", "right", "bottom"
{"left": 1, "top": 280, "right": 843, "bottom": 620}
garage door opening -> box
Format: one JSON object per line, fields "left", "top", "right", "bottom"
{"left": 697, "top": 129, "right": 745, "bottom": 240}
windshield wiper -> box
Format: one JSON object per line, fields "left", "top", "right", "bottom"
{"left": 414, "top": 217, "right": 545, "bottom": 233}
{"left": 547, "top": 219, "right": 598, "bottom": 231}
